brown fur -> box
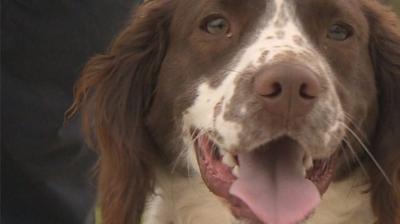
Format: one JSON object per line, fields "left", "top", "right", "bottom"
{"left": 67, "top": 1, "right": 174, "bottom": 223}
{"left": 67, "top": 0, "right": 400, "bottom": 223}
{"left": 363, "top": 1, "right": 400, "bottom": 223}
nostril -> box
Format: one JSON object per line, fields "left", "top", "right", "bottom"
{"left": 299, "top": 83, "right": 317, "bottom": 100}
{"left": 265, "top": 82, "right": 282, "bottom": 98}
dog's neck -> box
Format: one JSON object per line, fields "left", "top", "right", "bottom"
{"left": 142, "top": 171, "right": 236, "bottom": 224}
{"left": 306, "top": 169, "right": 376, "bottom": 224}
{"left": 142, "top": 168, "right": 375, "bottom": 224}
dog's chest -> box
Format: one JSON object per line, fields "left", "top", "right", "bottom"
{"left": 143, "top": 170, "right": 375, "bottom": 224}
{"left": 306, "top": 169, "right": 376, "bottom": 224}
{"left": 142, "top": 174, "right": 236, "bottom": 224}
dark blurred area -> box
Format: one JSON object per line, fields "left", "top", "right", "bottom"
{"left": 1, "top": 0, "right": 141, "bottom": 223}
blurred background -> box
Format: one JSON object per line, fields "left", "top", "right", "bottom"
{"left": 388, "top": 0, "right": 400, "bottom": 12}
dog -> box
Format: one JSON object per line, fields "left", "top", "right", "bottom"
{"left": 68, "top": 0, "right": 400, "bottom": 223}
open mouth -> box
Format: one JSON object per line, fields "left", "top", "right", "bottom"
{"left": 193, "top": 132, "right": 338, "bottom": 224}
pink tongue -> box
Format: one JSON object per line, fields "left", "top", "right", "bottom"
{"left": 229, "top": 140, "right": 321, "bottom": 224}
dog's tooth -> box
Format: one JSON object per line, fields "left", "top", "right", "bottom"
{"left": 233, "top": 166, "right": 240, "bottom": 177}
{"left": 222, "top": 153, "right": 236, "bottom": 168}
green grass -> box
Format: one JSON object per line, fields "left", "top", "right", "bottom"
{"left": 391, "top": 0, "right": 400, "bottom": 13}
{"left": 96, "top": 207, "right": 101, "bottom": 224}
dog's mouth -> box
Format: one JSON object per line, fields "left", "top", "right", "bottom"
{"left": 193, "top": 133, "right": 338, "bottom": 224}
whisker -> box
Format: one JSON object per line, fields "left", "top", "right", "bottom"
{"left": 342, "top": 112, "right": 370, "bottom": 146}
{"left": 172, "top": 146, "right": 189, "bottom": 173}
{"left": 340, "top": 122, "right": 392, "bottom": 185}
{"left": 325, "top": 129, "right": 361, "bottom": 177}
{"left": 177, "top": 128, "right": 206, "bottom": 177}
{"left": 219, "top": 68, "right": 254, "bottom": 81}
{"left": 192, "top": 129, "right": 205, "bottom": 142}
{"left": 210, "top": 141, "right": 218, "bottom": 155}
{"left": 220, "top": 68, "right": 242, "bottom": 74}
{"left": 326, "top": 129, "right": 368, "bottom": 198}
{"left": 342, "top": 137, "right": 369, "bottom": 180}
{"left": 339, "top": 141, "right": 354, "bottom": 174}
{"left": 341, "top": 140, "right": 367, "bottom": 200}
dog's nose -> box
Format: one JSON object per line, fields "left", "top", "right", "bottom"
{"left": 254, "top": 63, "right": 320, "bottom": 117}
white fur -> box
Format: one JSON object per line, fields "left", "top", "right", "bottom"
{"left": 142, "top": 172, "right": 236, "bottom": 224}
{"left": 306, "top": 169, "right": 376, "bottom": 224}
{"left": 143, "top": 169, "right": 375, "bottom": 224}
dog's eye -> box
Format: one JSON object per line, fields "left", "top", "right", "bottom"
{"left": 201, "top": 16, "right": 230, "bottom": 35}
{"left": 327, "top": 24, "right": 353, "bottom": 41}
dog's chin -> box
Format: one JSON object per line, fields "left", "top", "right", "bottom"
{"left": 193, "top": 133, "right": 339, "bottom": 224}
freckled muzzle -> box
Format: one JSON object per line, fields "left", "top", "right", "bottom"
{"left": 193, "top": 133, "right": 338, "bottom": 224}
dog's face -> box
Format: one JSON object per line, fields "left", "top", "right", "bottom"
{"left": 146, "top": 0, "right": 378, "bottom": 223}
{"left": 70, "top": 0, "right": 400, "bottom": 223}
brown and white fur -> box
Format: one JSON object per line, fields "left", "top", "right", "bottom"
{"left": 68, "top": 0, "right": 400, "bottom": 223}
{"left": 142, "top": 169, "right": 374, "bottom": 224}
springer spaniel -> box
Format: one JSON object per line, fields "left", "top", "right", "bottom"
{"left": 68, "top": 0, "right": 400, "bottom": 223}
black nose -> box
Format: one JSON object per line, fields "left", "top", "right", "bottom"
{"left": 254, "top": 63, "right": 321, "bottom": 118}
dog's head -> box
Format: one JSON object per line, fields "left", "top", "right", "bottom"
{"left": 68, "top": 0, "right": 400, "bottom": 223}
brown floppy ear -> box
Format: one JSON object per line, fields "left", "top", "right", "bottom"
{"left": 66, "top": 1, "right": 174, "bottom": 223}
{"left": 363, "top": 1, "right": 400, "bottom": 223}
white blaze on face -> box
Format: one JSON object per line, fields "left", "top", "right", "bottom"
{"left": 182, "top": 0, "right": 343, "bottom": 170}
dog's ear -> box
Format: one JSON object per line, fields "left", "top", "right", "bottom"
{"left": 66, "top": 1, "right": 174, "bottom": 223}
{"left": 363, "top": 1, "right": 400, "bottom": 223}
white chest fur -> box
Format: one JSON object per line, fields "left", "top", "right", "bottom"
{"left": 143, "top": 169, "right": 376, "bottom": 224}
{"left": 306, "top": 169, "right": 376, "bottom": 224}
{"left": 142, "top": 173, "right": 236, "bottom": 224}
